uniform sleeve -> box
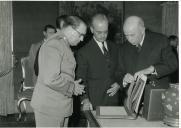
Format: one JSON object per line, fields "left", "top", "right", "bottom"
{"left": 154, "top": 37, "right": 178, "bottom": 78}
{"left": 40, "top": 41, "right": 74, "bottom": 97}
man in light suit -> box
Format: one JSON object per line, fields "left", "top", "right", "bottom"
{"left": 28, "top": 24, "right": 56, "bottom": 85}
{"left": 76, "top": 14, "right": 121, "bottom": 110}
{"left": 31, "top": 16, "right": 87, "bottom": 127}
{"left": 116, "top": 16, "right": 178, "bottom": 91}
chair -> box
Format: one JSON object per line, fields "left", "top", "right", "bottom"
{"left": 17, "top": 57, "right": 34, "bottom": 121}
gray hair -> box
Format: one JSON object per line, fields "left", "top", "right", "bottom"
{"left": 62, "top": 15, "right": 87, "bottom": 30}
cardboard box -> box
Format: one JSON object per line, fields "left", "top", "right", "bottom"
{"left": 96, "top": 106, "right": 127, "bottom": 116}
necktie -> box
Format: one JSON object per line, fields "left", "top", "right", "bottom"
{"left": 102, "top": 42, "right": 111, "bottom": 69}
{"left": 102, "top": 42, "right": 109, "bottom": 56}
{"left": 137, "top": 44, "right": 141, "bottom": 52}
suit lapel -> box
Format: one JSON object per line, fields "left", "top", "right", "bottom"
{"left": 107, "top": 41, "right": 111, "bottom": 53}
{"left": 91, "top": 39, "right": 105, "bottom": 57}
{"left": 136, "top": 31, "right": 155, "bottom": 70}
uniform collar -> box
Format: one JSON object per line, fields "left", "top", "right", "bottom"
{"left": 44, "top": 31, "right": 70, "bottom": 47}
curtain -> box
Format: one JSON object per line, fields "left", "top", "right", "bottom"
{"left": 0, "top": 1, "right": 14, "bottom": 115}
{"left": 162, "top": 2, "right": 178, "bottom": 36}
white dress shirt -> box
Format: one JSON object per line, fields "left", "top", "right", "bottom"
{"left": 93, "top": 37, "right": 108, "bottom": 54}
{"left": 137, "top": 33, "right": 145, "bottom": 47}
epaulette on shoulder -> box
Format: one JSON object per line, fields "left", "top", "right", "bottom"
{"left": 46, "top": 35, "right": 63, "bottom": 43}
{"left": 55, "top": 35, "right": 64, "bottom": 40}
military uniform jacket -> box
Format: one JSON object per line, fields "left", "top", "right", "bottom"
{"left": 31, "top": 32, "right": 75, "bottom": 117}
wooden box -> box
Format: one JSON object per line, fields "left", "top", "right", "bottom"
{"left": 143, "top": 86, "right": 165, "bottom": 121}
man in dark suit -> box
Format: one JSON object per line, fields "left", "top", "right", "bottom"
{"left": 76, "top": 14, "right": 121, "bottom": 110}
{"left": 117, "top": 16, "right": 178, "bottom": 90}
{"left": 168, "top": 35, "right": 179, "bottom": 83}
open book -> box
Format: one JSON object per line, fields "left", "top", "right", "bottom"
{"left": 96, "top": 74, "right": 147, "bottom": 119}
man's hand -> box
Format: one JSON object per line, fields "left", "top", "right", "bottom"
{"left": 81, "top": 98, "right": 93, "bottom": 111}
{"left": 134, "top": 66, "right": 155, "bottom": 80}
{"left": 73, "top": 79, "right": 85, "bottom": 96}
{"left": 123, "top": 73, "right": 134, "bottom": 87}
{"left": 107, "top": 82, "right": 120, "bottom": 96}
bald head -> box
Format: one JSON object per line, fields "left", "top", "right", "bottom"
{"left": 123, "top": 16, "right": 145, "bottom": 46}
{"left": 123, "top": 16, "right": 145, "bottom": 31}
{"left": 91, "top": 14, "right": 108, "bottom": 27}
{"left": 90, "top": 14, "right": 109, "bottom": 42}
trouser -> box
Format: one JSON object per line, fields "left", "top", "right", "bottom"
{"left": 34, "top": 110, "right": 69, "bottom": 127}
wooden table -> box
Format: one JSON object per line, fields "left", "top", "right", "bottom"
{"left": 83, "top": 110, "right": 175, "bottom": 127}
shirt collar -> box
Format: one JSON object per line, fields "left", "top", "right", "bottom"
{"left": 139, "top": 33, "right": 145, "bottom": 47}
{"left": 93, "top": 36, "right": 108, "bottom": 51}
{"left": 93, "top": 36, "right": 104, "bottom": 44}
{"left": 93, "top": 36, "right": 108, "bottom": 46}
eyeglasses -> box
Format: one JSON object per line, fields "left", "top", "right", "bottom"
{"left": 72, "top": 27, "right": 86, "bottom": 38}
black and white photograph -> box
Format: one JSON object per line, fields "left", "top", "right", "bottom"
{"left": 0, "top": 1, "right": 179, "bottom": 127}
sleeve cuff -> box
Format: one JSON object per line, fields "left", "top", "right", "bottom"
{"left": 123, "top": 81, "right": 127, "bottom": 87}
{"left": 151, "top": 66, "right": 158, "bottom": 76}
{"left": 66, "top": 81, "right": 75, "bottom": 97}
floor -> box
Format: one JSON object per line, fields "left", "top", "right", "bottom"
{"left": 0, "top": 96, "right": 87, "bottom": 127}
{"left": 0, "top": 113, "right": 35, "bottom": 127}
{"left": 0, "top": 112, "right": 87, "bottom": 127}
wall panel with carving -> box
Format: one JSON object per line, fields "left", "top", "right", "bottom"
{"left": 58, "top": 1, "right": 124, "bottom": 44}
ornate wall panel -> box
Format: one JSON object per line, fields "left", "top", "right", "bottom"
{"left": 58, "top": 1, "right": 124, "bottom": 44}
{"left": 162, "top": 2, "right": 178, "bottom": 36}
